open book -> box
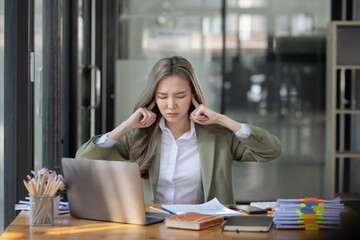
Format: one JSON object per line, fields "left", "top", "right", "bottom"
{"left": 161, "top": 198, "right": 243, "bottom": 217}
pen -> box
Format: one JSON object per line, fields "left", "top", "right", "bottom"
{"left": 149, "top": 206, "right": 169, "bottom": 214}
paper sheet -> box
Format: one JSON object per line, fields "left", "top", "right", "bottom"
{"left": 161, "top": 198, "right": 243, "bottom": 216}
{"left": 15, "top": 199, "right": 70, "bottom": 214}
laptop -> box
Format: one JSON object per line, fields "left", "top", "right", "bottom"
{"left": 61, "top": 158, "right": 172, "bottom": 225}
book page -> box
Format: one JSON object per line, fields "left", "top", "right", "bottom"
{"left": 161, "top": 198, "right": 243, "bottom": 216}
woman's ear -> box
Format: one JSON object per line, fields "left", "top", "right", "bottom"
{"left": 192, "top": 95, "right": 200, "bottom": 108}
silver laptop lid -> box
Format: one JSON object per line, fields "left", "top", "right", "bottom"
{"left": 62, "top": 158, "right": 147, "bottom": 224}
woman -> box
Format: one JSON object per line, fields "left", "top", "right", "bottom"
{"left": 76, "top": 56, "right": 282, "bottom": 204}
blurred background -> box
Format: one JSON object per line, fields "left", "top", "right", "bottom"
{"left": 115, "top": 0, "right": 329, "bottom": 202}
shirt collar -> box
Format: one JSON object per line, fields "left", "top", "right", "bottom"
{"left": 159, "top": 117, "right": 197, "bottom": 140}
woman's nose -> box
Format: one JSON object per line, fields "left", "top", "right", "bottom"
{"left": 167, "top": 98, "right": 177, "bottom": 109}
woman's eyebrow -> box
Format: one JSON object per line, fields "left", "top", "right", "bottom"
{"left": 175, "top": 91, "right": 187, "bottom": 95}
{"left": 156, "top": 91, "right": 187, "bottom": 95}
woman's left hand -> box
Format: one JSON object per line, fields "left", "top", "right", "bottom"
{"left": 190, "top": 96, "right": 222, "bottom": 125}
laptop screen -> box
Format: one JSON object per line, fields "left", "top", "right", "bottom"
{"left": 62, "top": 158, "right": 148, "bottom": 224}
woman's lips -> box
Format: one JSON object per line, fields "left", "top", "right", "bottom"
{"left": 167, "top": 113, "right": 178, "bottom": 117}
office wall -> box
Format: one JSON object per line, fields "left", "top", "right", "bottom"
{"left": 0, "top": 0, "right": 4, "bottom": 233}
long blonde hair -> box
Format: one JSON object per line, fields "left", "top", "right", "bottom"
{"left": 130, "top": 56, "right": 205, "bottom": 177}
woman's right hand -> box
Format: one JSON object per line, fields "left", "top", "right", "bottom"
{"left": 108, "top": 101, "right": 157, "bottom": 140}
{"left": 125, "top": 101, "right": 157, "bottom": 129}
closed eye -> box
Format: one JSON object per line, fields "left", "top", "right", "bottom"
{"left": 156, "top": 93, "right": 168, "bottom": 99}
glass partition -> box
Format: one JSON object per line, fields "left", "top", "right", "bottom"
{"left": 34, "top": 0, "right": 43, "bottom": 171}
{"left": 116, "top": 0, "right": 330, "bottom": 201}
{"left": 226, "top": 0, "right": 330, "bottom": 201}
{"left": 0, "top": 0, "right": 4, "bottom": 232}
{"left": 116, "top": 0, "right": 223, "bottom": 124}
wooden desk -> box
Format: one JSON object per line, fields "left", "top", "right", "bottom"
{"left": 1, "top": 205, "right": 360, "bottom": 239}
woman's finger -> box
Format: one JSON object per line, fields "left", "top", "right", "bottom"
{"left": 194, "top": 113, "right": 208, "bottom": 121}
{"left": 192, "top": 96, "right": 200, "bottom": 108}
{"left": 144, "top": 112, "right": 155, "bottom": 125}
{"left": 147, "top": 116, "right": 157, "bottom": 126}
{"left": 147, "top": 100, "right": 156, "bottom": 110}
{"left": 141, "top": 112, "right": 151, "bottom": 123}
{"left": 194, "top": 106, "right": 208, "bottom": 119}
{"left": 141, "top": 110, "right": 157, "bottom": 126}
{"left": 190, "top": 107, "right": 210, "bottom": 125}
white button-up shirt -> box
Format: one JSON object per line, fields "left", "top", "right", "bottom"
{"left": 95, "top": 118, "right": 251, "bottom": 204}
{"left": 155, "top": 117, "right": 203, "bottom": 204}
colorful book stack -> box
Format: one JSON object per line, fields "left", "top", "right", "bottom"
{"left": 273, "top": 197, "right": 347, "bottom": 230}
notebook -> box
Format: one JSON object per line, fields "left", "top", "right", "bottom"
{"left": 222, "top": 216, "right": 273, "bottom": 232}
{"left": 165, "top": 212, "right": 224, "bottom": 230}
{"left": 61, "top": 158, "right": 172, "bottom": 225}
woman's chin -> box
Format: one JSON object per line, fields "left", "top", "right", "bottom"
{"left": 164, "top": 115, "right": 189, "bottom": 124}
{"left": 164, "top": 117, "right": 178, "bottom": 123}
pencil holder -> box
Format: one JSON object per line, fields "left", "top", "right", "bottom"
{"left": 30, "top": 195, "right": 55, "bottom": 226}
{"left": 53, "top": 195, "right": 60, "bottom": 218}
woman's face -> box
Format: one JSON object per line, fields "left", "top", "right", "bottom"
{"left": 155, "top": 75, "right": 192, "bottom": 126}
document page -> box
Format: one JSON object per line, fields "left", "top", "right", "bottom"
{"left": 161, "top": 198, "right": 243, "bottom": 216}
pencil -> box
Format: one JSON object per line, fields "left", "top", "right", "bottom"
{"left": 149, "top": 206, "right": 169, "bottom": 214}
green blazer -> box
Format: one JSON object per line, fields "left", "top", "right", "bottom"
{"left": 75, "top": 124, "right": 282, "bottom": 204}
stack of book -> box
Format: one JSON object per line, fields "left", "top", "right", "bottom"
{"left": 273, "top": 197, "right": 347, "bottom": 230}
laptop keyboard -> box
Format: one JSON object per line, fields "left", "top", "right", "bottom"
{"left": 146, "top": 216, "right": 162, "bottom": 222}
{"left": 146, "top": 211, "right": 172, "bottom": 218}
{"left": 145, "top": 211, "right": 174, "bottom": 224}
